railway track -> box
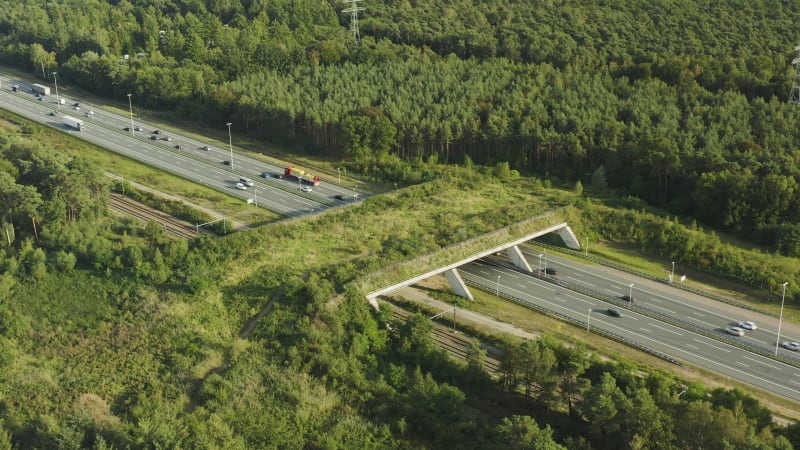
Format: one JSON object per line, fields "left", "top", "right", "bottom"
{"left": 392, "top": 309, "right": 502, "bottom": 373}
{"left": 108, "top": 193, "right": 206, "bottom": 239}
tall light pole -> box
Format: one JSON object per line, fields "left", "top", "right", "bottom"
{"left": 776, "top": 282, "right": 789, "bottom": 355}
{"left": 671, "top": 261, "right": 675, "bottom": 283}
{"left": 127, "top": 94, "right": 134, "bottom": 135}
{"left": 52, "top": 72, "right": 59, "bottom": 111}
{"left": 496, "top": 275, "right": 501, "bottom": 298}
{"left": 337, "top": 167, "right": 341, "bottom": 185}
{"left": 585, "top": 237, "right": 589, "bottom": 257}
{"left": 587, "top": 308, "right": 592, "bottom": 332}
{"left": 226, "top": 122, "right": 233, "bottom": 170}
{"left": 628, "top": 284, "right": 634, "bottom": 304}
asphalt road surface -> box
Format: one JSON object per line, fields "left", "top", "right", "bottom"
{"left": 457, "top": 259, "right": 800, "bottom": 403}
{"left": 0, "top": 74, "right": 361, "bottom": 217}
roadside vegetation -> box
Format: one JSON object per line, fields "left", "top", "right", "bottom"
{"left": 0, "top": 111, "right": 798, "bottom": 448}
{"left": 0, "top": 0, "right": 799, "bottom": 448}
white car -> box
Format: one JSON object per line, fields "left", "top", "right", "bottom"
{"left": 781, "top": 341, "right": 800, "bottom": 351}
{"left": 738, "top": 321, "right": 757, "bottom": 330}
{"left": 725, "top": 326, "right": 745, "bottom": 337}
{"left": 235, "top": 182, "right": 247, "bottom": 190}
{"left": 301, "top": 186, "right": 312, "bottom": 193}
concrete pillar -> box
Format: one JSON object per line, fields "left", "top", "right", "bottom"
{"left": 557, "top": 225, "right": 581, "bottom": 249}
{"left": 505, "top": 245, "right": 533, "bottom": 272}
{"left": 444, "top": 268, "right": 474, "bottom": 301}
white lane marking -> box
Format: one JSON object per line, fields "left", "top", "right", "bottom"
{"left": 649, "top": 323, "right": 683, "bottom": 336}
{"left": 791, "top": 379, "right": 800, "bottom": 386}
{"left": 568, "top": 276, "right": 593, "bottom": 286}
{"left": 747, "top": 337, "right": 768, "bottom": 345}
{"left": 565, "top": 294, "right": 595, "bottom": 306}
{"left": 640, "top": 328, "right": 651, "bottom": 333}
{"left": 505, "top": 273, "right": 519, "bottom": 279}
{"left": 649, "top": 304, "right": 677, "bottom": 314}
{"left": 479, "top": 270, "right": 490, "bottom": 275}
{"left": 736, "top": 361, "right": 750, "bottom": 368}
{"left": 650, "top": 298, "right": 662, "bottom": 303}
{"left": 692, "top": 312, "right": 705, "bottom": 317}
{"left": 694, "top": 339, "right": 731, "bottom": 353}
{"left": 742, "top": 355, "right": 781, "bottom": 370}
{"left": 516, "top": 283, "right": 527, "bottom": 288}
{"left": 686, "top": 344, "right": 700, "bottom": 350}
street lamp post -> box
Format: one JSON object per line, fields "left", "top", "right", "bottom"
{"left": 587, "top": 308, "right": 592, "bottom": 332}
{"left": 496, "top": 275, "right": 501, "bottom": 298}
{"left": 253, "top": 189, "right": 257, "bottom": 206}
{"left": 671, "top": 261, "right": 675, "bottom": 283}
{"left": 226, "top": 122, "right": 233, "bottom": 171}
{"left": 585, "top": 237, "right": 589, "bottom": 257}
{"left": 543, "top": 251, "right": 548, "bottom": 276}
{"left": 776, "top": 282, "right": 789, "bottom": 355}
{"left": 337, "top": 167, "right": 341, "bottom": 185}
{"left": 52, "top": 72, "right": 59, "bottom": 111}
{"left": 127, "top": 94, "right": 134, "bottom": 135}
{"left": 628, "top": 284, "right": 634, "bottom": 304}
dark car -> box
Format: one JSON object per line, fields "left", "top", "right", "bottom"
{"left": 334, "top": 194, "right": 346, "bottom": 201}
{"left": 153, "top": 129, "right": 161, "bottom": 134}
{"left": 73, "top": 102, "right": 80, "bottom": 107}
{"left": 223, "top": 160, "right": 231, "bottom": 165}
{"left": 622, "top": 295, "right": 635, "bottom": 303}
{"left": 123, "top": 127, "right": 131, "bottom": 131}
{"left": 541, "top": 267, "right": 558, "bottom": 276}
{"left": 607, "top": 308, "right": 622, "bottom": 317}
{"left": 174, "top": 144, "right": 183, "bottom": 150}
{"left": 150, "top": 135, "right": 158, "bottom": 140}
{"left": 261, "top": 172, "right": 270, "bottom": 178}
{"left": 162, "top": 136, "right": 172, "bottom": 141}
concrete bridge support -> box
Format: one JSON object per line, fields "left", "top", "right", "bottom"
{"left": 444, "top": 268, "right": 474, "bottom": 301}
{"left": 505, "top": 245, "right": 533, "bottom": 272}
{"left": 557, "top": 226, "right": 581, "bottom": 250}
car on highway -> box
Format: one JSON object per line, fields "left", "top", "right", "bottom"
{"left": 725, "top": 326, "right": 745, "bottom": 336}
{"left": 738, "top": 321, "right": 757, "bottom": 330}
{"left": 150, "top": 135, "right": 158, "bottom": 140}
{"left": 12, "top": 85, "right": 18, "bottom": 92}
{"left": 202, "top": 146, "right": 210, "bottom": 151}
{"left": 622, "top": 295, "right": 635, "bottom": 303}
{"left": 124, "top": 127, "right": 131, "bottom": 131}
{"left": 153, "top": 129, "right": 161, "bottom": 134}
{"left": 239, "top": 177, "right": 255, "bottom": 187}
{"left": 781, "top": 341, "right": 800, "bottom": 351}
{"left": 174, "top": 144, "right": 183, "bottom": 150}
{"left": 334, "top": 194, "right": 346, "bottom": 201}
{"left": 606, "top": 308, "right": 622, "bottom": 317}
{"left": 73, "top": 102, "right": 81, "bottom": 107}
{"left": 134, "top": 126, "right": 143, "bottom": 131}
{"left": 73, "top": 105, "right": 80, "bottom": 111}
{"left": 223, "top": 160, "right": 231, "bottom": 165}
{"left": 261, "top": 172, "right": 270, "bottom": 178}
{"left": 301, "top": 186, "right": 313, "bottom": 193}
{"left": 48, "top": 111, "right": 56, "bottom": 116}
{"left": 162, "top": 136, "right": 172, "bottom": 141}
{"left": 541, "top": 267, "right": 558, "bottom": 276}
{"left": 235, "top": 182, "right": 247, "bottom": 190}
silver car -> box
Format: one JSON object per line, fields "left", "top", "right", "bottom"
{"left": 725, "top": 326, "right": 745, "bottom": 337}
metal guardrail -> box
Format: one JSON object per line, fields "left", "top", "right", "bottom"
{"left": 462, "top": 278, "right": 684, "bottom": 367}
{"left": 532, "top": 241, "right": 775, "bottom": 317}
{"left": 485, "top": 253, "right": 800, "bottom": 369}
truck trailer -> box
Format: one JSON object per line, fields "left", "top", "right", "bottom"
{"left": 284, "top": 166, "right": 320, "bottom": 186}
{"left": 32, "top": 84, "right": 50, "bottom": 96}
{"left": 62, "top": 116, "right": 83, "bottom": 131}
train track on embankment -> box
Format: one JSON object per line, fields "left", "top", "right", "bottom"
{"left": 108, "top": 193, "right": 209, "bottom": 239}
{"left": 392, "top": 309, "right": 502, "bottom": 373}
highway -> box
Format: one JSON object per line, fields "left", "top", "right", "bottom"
{"left": 0, "top": 75, "right": 361, "bottom": 217}
{"left": 457, "top": 258, "right": 800, "bottom": 403}
{"left": 518, "top": 249, "right": 800, "bottom": 354}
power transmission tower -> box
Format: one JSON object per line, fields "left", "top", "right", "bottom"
{"left": 342, "top": 0, "right": 365, "bottom": 45}
{"left": 790, "top": 45, "right": 800, "bottom": 105}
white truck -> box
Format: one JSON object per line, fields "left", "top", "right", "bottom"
{"left": 32, "top": 84, "right": 50, "bottom": 95}
{"left": 62, "top": 116, "right": 83, "bottom": 131}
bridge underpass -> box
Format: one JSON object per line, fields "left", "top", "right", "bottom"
{"left": 366, "top": 221, "right": 580, "bottom": 309}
